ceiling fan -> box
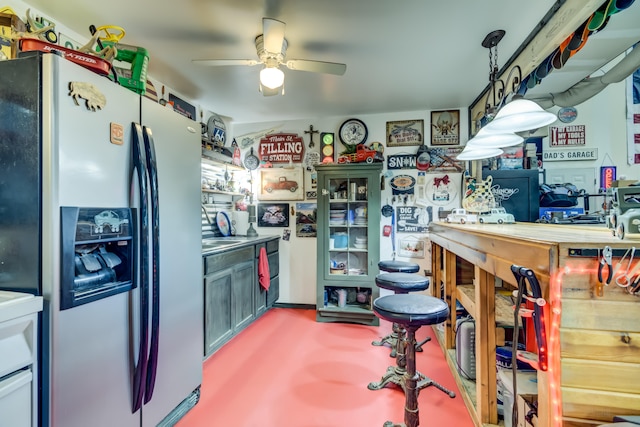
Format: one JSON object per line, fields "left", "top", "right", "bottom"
{"left": 192, "top": 18, "right": 347, "bottom": 96}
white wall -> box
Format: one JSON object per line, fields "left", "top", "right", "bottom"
{"left": 233, "top": 110, "right": 469, "bottom": 304}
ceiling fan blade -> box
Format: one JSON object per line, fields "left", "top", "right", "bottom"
{"left": 263, "top": 18, "right": 286, "bottom": 53}
{"left": 192, "top": 59, "right": 261, "bottom": 67}
{"left": 284, "top": 59, "right": 346, "bottom": 75}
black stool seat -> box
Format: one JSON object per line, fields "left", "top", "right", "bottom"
{"left": 375, "top": 273, "right": 429, "bottom": 294}
{"left": 378, "top": 260, "right": 420, "bottom": 273}
{"left": 373, "top": 294, "right": 449, "bottom": 327}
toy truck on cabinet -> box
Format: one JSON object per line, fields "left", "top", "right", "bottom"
{"left": 608, "top": 186, "right": 640, "bottom": 239}
{"left": 445, "top": 208, "right": 478, "bottom": 224}
{"left": 337, "top": 144, "right": 383, "bottom": 164}
{"left": 478, "top": 207, "right": 515, "bottom": 224}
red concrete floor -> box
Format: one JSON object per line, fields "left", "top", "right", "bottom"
{"left": 177, "top": 308, "right": 474, "bottom": 427}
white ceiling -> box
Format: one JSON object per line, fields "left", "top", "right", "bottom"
{"left": 19, "top": 0, "right": 640, "bottom": 125}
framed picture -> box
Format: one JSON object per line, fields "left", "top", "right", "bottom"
{"left": 386, "top": 120, "right": 425, "bottom": 147}
{"left": 398, "top": 236, "right": 426, "bottom": 258}
{"left": 257, "top": 203, "right": 290, "bottom": 227}
{"left": 295, "top": 202, "right": 317, "bottom": 237}
{"left": 430, "top": 110, "right": 460, "bottom": 146}
{"left": 258, "top": 167, "right": 304, "bottom": 201}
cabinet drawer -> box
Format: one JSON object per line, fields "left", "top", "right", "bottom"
{"left": 268, "top": 252, "right": 279, "bottom": 279}
{"left": 205, "top": 246, "right": 254, "bottom": 275}
{"left": 266, "top": 238, "right": 279, "bottom": 254}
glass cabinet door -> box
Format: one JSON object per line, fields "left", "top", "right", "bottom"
{"left": 327, "top": 176, "right": 370, "bottom": 277}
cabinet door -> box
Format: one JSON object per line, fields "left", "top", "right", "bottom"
{"left": 233, "top": 260, "right": 255, "bottom": 331}
{"left": 315, "top": 163, "right": 381, "bottom": 325}
{"left": 204, "top": 269, "right": 233, "bottom": 356}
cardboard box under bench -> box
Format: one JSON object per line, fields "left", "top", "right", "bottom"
{"left": 517, "top": 394, "right": 538, "bottom": 427}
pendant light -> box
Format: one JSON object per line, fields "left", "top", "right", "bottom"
{"left": 483, "top": 97, "right": 557, "bottom": 133}
{"left": 456, "top": 146, "right": 504, "bottom": 161}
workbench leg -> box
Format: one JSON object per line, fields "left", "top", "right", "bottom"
{"left": 475, "top": 267, "right": 498, "bottom": 425}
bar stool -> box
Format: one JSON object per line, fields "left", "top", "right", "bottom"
{"left": 372, "top": 293, "right": 453, "bottom": 427}
{"left": 368, "top": 273, "right": 454, "bottom": 399}
{"left": 371, "top": 270, "right": 431, "bottom": 357}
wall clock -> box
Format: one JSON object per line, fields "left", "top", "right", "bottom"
{"left": 339, "top": 118, "right": 368, "bottom": 146}
{"left": 244, "top": 147, "right": 260, "bottom": 170}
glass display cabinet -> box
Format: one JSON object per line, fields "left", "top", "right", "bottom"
{"left": 315, "top": 163, "right": 382, "bottom": 325}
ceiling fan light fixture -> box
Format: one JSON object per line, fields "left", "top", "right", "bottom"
{"left": 260, "top": 66, "right": 285, "bottom": 89}
{"left": 483, "top": 98, "right": 556, "bottom": 133}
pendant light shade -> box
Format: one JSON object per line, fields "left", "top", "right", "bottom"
{"left": 482, "top": 98, "right": 556, "bottom": 133}
{"left": 456, "top": 146, "right": 504, "bottom": 161}
{"left": 260, "top": 66, "right": 285, "bottom": 89}
{"left": 466, "top": 127, "right": 524, "bottom": 149}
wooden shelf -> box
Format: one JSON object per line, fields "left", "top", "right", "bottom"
{"left": 202, "top": 188, "right": 245, "bottom": 197}
{"left": 456, "top": 285, "right": 514, "bottom": 326}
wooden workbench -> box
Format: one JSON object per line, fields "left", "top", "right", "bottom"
{"left": 429, "top": 222, "right": 640, "bottom": 427}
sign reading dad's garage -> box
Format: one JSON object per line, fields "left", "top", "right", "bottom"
{"left": 259, "top": 133, "right": 305, "bottom": 163}
{"left": 543, "top": 147, "right": 598, "bottom": 161}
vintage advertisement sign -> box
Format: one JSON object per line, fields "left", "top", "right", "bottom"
{"left": 395, "top": 206, "right": 429, "bottom": 233}
{"left": 549, "top": 125, "right": 586, "bottom": 146}
{"left": 387, "top": 153, "right": 417, "bottom": 170}
{"left": 258, "top": 133, "right": 305, "bottom": 163}
{"left": 543, "top": 147, "right": 598, "bottom": 161}
{"left": 386, "top": 120, "right": 425, "bottom": 147}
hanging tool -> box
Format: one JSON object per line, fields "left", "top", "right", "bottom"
{"left": 511, "top": 265, "right": 548, "bottom": 372}
{"left": 615, "top": 247, "right": 636, "bottom": 288}
{"left": 597, "top": 246, "right": 613, "bottom": 296}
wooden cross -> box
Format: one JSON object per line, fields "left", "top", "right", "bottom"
{"left": 304, "top": 124, "right": 319, "bottom": 148}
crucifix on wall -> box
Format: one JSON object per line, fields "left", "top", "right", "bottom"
{"left": 305, "top": 124, "right": 319, "bottom": 148}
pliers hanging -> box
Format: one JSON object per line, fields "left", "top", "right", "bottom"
{"left": 597, "top": 246, "right": 613, "bottom": 296}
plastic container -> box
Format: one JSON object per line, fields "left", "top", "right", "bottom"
{"left": 331, "top": 233, "right": 348, "bottom": 248}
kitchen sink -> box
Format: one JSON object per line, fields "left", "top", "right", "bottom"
{"left": 202, "top": 239, "right": 245, "bottom": 251}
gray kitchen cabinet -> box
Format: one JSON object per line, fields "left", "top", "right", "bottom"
{"left": 203, "top": 237, "right": 279, "bottom": 358}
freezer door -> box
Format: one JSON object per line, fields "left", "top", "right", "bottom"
{"left": 43, "top": 54, "right": 141, "bottom": 427}
{"left": 139, "top": 98, "right": 203, "bottom": 427}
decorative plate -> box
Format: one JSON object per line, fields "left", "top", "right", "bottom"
{"left": 216, "top": 211, "right": 232, "bottom": 236}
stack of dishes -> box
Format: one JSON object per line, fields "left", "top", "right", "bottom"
{"left": 353, "top": 215, "right": 367, "bottom": 226}
{"left": 330, "top": 209, "right": 346, "bottom": 225}
{"left": 354, "top": 236, "right": 368, "bottom": 249}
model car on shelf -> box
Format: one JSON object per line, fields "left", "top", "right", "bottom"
{"left": 608, "top": 186, "right": 640, "bottom": 239}
{"left": 337, "top": 144, "right": 383, "bottom": 164}
{"left": 478, "top": 207, "right": 515, "bottom": 224}
{"left": 445, "top": 208, "right": 478, "bottom": 224}
{"left": 263, "top": 176, "right": 299, "bottom": 193}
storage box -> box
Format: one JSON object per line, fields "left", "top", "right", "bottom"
{"left": 539, "top": 207, "right": 584, "bottom": 221}
{"left": 516, "top": 394, "right": 538, "bottom": 427}
{"left": 611, "top": 180, "right": 637, "bottom": 188}
{"left": 0, "top": 13, "right": 26, "bottom": 60}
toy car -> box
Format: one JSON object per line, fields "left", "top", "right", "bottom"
{"left": 263, "top": 176, "right": 298, "bottom": 193}
{"left": 608, "top": 186, "right": 640, "bottom": 239}
{"left": 478, "top": 207, "right": 515, "bottom": 224}
{"left": 445, "top": 208, "right": 477, "bottom": 224}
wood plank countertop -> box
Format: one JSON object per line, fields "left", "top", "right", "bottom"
{"left": 428, "top": 221, "right": 640, "bottom": 427}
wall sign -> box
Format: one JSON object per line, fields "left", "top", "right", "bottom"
{"left": 600, "top": 166, "right": 616, "bottom": 189}
{"left": 395, "top": 206, "right": 429, "bottom": 233}
{"left": 258, "top": 133, "right": 305, "bottom": 163}
{"left": 387, "top": 153, "right": 417, "bottom": 170}
{"left": 389, "top": 174, "right": 416, "bottom": 195}
{"left": 543, "top": 147, "right": 598, "bottom": 161}
{"left": 386, "top": 120, "right": 424, "bottom": 147}
{"left": 549, "top": 125, "right": 585, "bottom": 146}
{"left": 557, "top": 106, "right": 577, "bottom": 123}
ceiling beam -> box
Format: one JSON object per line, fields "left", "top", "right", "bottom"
{"left": 468, "top": 0, "right": 605, "bottom": 136}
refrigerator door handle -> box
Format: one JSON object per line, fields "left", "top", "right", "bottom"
{"left": 131, "top": 122, "right": 150, "bottom": 413}
{"left": 142, "top": 125, "right": 160, "bottom": 404}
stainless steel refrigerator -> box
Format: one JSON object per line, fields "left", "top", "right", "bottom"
{"left": 0, "top": 52, "right": 203, "bottom": 426}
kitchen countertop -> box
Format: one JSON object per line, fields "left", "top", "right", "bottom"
{"left": 202, "top": 235, "right": 280, "bottom": 255}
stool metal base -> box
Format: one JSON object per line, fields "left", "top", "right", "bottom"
{"left": 372, "top": 328, "right": 432, "bottom": 357}
{"left": 367, "top": 365, "right": 456, "bottom": 398}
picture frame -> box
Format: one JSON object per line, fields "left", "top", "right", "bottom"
{"left": 398, "top": 236, "right": 426, "bottom": 258}
{"left": 386, "top": 120, "right": 425, "bottom": 147}
{"left": 257, "top": 203, "right": 290, "bottom": 227}
{"left": 258, "top": 167, "right": 304, "bottom": 201}
{"left": 430, "top": 110, "right": 460, "bottom": 146}
{"left": 295, "top": 203, "right": 317, "bottom": 237}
